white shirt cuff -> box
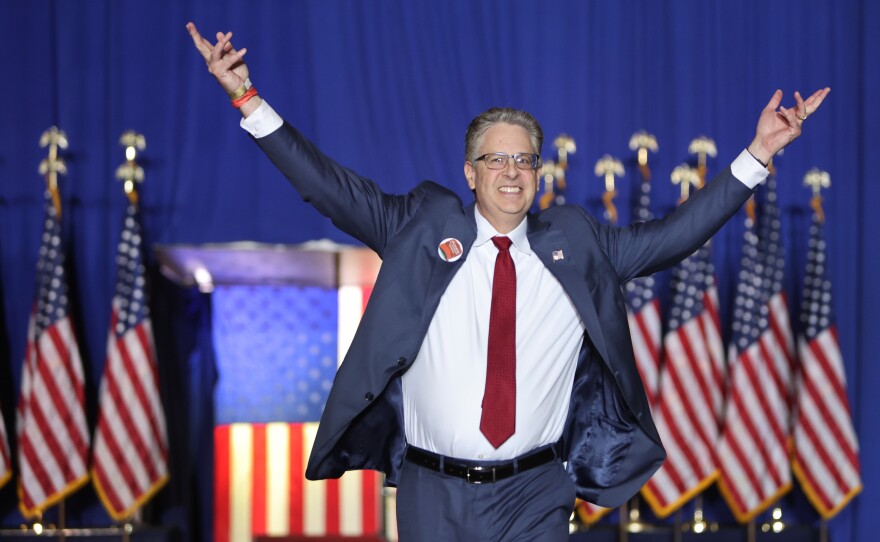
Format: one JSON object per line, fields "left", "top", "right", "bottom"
{"left": 239, "top": 100, "right": 284, "bottom": 138}
{"left": 730, "top": 149, "right": 769, "bottom": 189}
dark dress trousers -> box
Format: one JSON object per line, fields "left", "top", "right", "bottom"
{"left": 253, "top": 120, "right": 753, "bottom": 507}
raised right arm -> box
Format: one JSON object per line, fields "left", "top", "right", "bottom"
{"left": 186, "top": 22, "right": 417, "bottom": 253}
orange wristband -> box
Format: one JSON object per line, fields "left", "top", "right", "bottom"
{"left": 231, "top": 86, "right": 258, "bottom": 109}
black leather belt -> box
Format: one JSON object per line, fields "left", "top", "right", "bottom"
{"left": 405, "top": 443, "right": 559, "bottom": 484}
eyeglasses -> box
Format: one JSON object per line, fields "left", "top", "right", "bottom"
{"left": 474, "top": 152, "right": 541, "bottom": 170}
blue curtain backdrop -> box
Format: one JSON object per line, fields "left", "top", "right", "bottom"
{"left": 0, "top": 1, "right": 877, "bottom": 540}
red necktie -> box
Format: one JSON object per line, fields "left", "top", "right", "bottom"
{"left": 480, "top": 236, "right": 516, "bottom": 448}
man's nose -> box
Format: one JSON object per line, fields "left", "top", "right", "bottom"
{"left": 503, "top": 156, "right": 520, "bottom": 176}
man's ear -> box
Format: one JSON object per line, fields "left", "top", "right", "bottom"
{"left": 464, "top": 161, "right": 476, "bottom": 190}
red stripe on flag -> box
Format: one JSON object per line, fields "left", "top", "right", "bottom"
{"left": 696, "top": 308, "right": 725, "bottom": 414}
{"left": 214, "top": 426, "right": 231, "bottom": 542}
{"left": 326, "top": 478, "right": 340, "bottom": 534}
{"left": 702, "top": 294, "right": 727, "bottom": 413}
{"left": 252, "top": 424, "right": 267, "bottom": 534}
{"left": 361, "top": 286, "right": 374, "bottom": 311}
{"left": 362, "top": 470, "right": 378, "bottom": 534}
{"left": 289, "top": 425, "right": 304, "bottom": 534}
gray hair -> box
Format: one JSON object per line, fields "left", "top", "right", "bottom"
{"left": 464, "top": 108, "right": 543, "bottom": 163}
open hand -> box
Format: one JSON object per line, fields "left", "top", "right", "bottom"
{"left": 186, "top": 22, "right": 249, "bottom": 95}
{"left": 748, "top": 87, "right": 830, "bottom": 164}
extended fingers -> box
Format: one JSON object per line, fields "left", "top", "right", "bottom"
{"left": 205, "top": 31, "right": 248, "bottom": 78}
{"left": 794, "top": 91, "right": 807, "bottom": 119}
{"left": 804, "top": 87, "right": 831, "bottom": 115}
{"left": 765, "top": 89, "right": 784, "bottom": 112}
{"left": 210, "top": 31, "right": 233, "bottom": 62}
{"left": 186, "top": 22, "right": 214, "bottom": 60}
{"left": 793, "top": 87, "right": 832, "bottom": 119}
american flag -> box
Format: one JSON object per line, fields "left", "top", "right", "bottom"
{"left": 213, "top": 284, "right": 383, "bottom": 542}
{"left": 573, "top": 167, "right": 662, "bottom": 526}
{"left": 92, "top": 201, "right": 169, "bottom": 520}
{"left": 0, "top": 410, "right": 11, "bottom": 490}
{"left": 641, "top": 242, "right": 723, "bottom": 518}
{"left": 717, "top": 189, "right": 793, "bottom": 522}
{"left": 573, "top": 500, "right": 609, "bottom": 526}
{"left": 16, "top": 191, "right": 89, "bottom": 518}
{"left": 755, "top": 175, "right": 797, "bottom": 414}
{"left": 791, "top": 213, "right": 861, "bottom": 518}
{"left": 215, "top": 421, "right": 380, "bottom": 541}
{"left": 624, "top": 171, "right": 662, "bottom": 406}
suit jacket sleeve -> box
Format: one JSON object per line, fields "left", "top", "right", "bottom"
{"left": 595, "top": 167, "right": 754, "bottom": 282}
{"left": 250, "top": 120, "right": 426, "bottom": 256}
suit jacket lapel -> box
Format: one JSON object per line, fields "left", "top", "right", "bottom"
{"left": 422, "top": 202, "right": 477, "bottom": 324}
{"left": 528, "top": 215, "right": 609, "bottom": 363}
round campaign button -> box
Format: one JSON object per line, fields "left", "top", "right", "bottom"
{"left": 437, "top": 237, "right": 464, "bottom": 262}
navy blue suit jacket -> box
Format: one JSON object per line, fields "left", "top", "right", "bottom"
{"left": 253, "top": 120, "right": 753, "bottom": 507}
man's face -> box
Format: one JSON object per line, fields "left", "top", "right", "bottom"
{"left": 464, "top": 123, "right": 540, "bottom": 234}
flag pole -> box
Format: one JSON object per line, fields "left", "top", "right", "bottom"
{"left": 628, "top": 130, "right": 658, "bottom": 183}
{"left": 123, "top": 516, "right": 133, "bottom": 542}
{"left": 38, "top": 126, "right": 68, "bottom": 217}
{"left": 747, "top": 519, "right": 756, "bottom": 542}
{"left": 114, "top": 131, "right": 146, "bottom": 537}
{"left": 803, "top": 168, "right": 830, "bottom": 224}
{"left": 116, "top": 130, "right": 146, "bottom": 204}
{"left": 553, "top": 133, "right": 575, "bottom": 193}
{"left": 670, "top": 163, "right": 700, "bottom": 205}
{"left": 59, "top": 498, "right": 66, "bottom": 541}
{"left": 538, "top": 160, "right": 558, "bottom": 210}
{"left": 673, "top": 509, "right": 682, "bottom": 542}
{"left": 594, "top": 155, "right": 623, "bottom": 224}
{"left": 688, "top": 136, "right": 716, "bottom": 188}
{"left": 116, "top": 132, "right": 144, "bottom": 542}
{"left": 31, "top": 511, "right": 44, "bottom": 536}
{"left": 36, "top": 127, "right": 69, "bottom": 540}
{"left": 617, "top": 500, "right": 628, "bottom": 542}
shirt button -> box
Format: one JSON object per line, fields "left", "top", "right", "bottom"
{"left": 365, "top": 392, "right": 374, "bottom": 401}
{"left": 397, "top": 357, "right": 407, "bottom": 367}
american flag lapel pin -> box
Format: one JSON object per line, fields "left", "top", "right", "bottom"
{"left": 552, "top": 249, "right": 564, "bottom": 262}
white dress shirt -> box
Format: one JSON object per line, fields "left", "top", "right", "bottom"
{"left": 402, "top": 210, "right": 586, "bottom": 460}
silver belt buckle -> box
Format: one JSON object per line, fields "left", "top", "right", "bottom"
{"left": 466, "top": 466, "right": 496, "bottom": 484}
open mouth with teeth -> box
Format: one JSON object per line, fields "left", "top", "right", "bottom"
{"left": 499, "top": 186, "right": 523, "bottom": 193}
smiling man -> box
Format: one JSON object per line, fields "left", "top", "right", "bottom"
{"left": 464, "top": 112, "right": 543, "bottom": 234}
{"left": 188, "top": 22, "right": 829, "bottom": 542}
